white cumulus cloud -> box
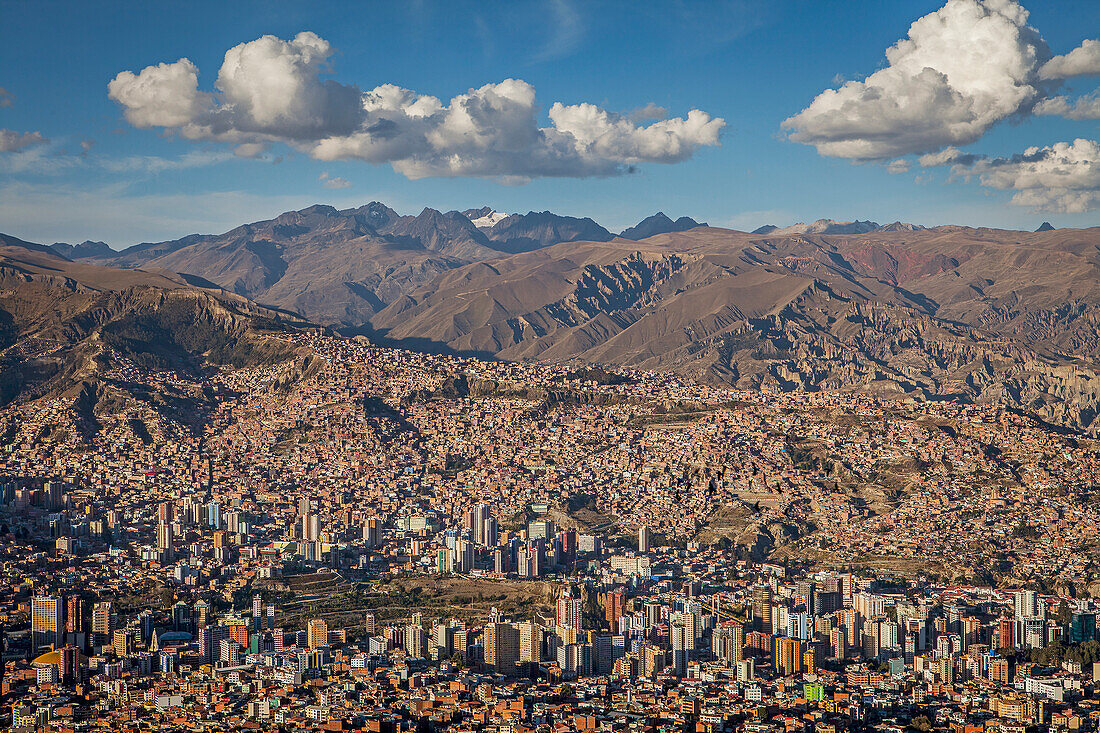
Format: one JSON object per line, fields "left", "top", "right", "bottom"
{"left": 785, "top": 0, "right": 1100, "bottom": 211}
{"left": 108, "top": 59, "right": 210, "bottom": 129}
{"left": 929, "top": 139, "right": 1100, "bottom": 213}
{"left": 783, "top": 0, "right": 1052, "bottom": 160}
{"left": 1040, "top": 39, "right": 1100, "bottom": 79}
{"left": 1035, "top": 92, "right": 1100, "bottom": 120}
{"left": 108, "top": 33, "right": 723, "bottom": 181}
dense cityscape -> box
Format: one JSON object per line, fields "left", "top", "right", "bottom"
{"left": 3, "top": 333, "right": 1100, "bottom": 731}
{"left": 8, "top": 0, "right": 1100, "bottom": 731}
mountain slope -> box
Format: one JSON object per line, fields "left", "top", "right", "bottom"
{"left": 371, "top": 225, "right": 1100, "bottom": 434}
{"left": 0, "top": 235, "right": 314, "bottom": 420}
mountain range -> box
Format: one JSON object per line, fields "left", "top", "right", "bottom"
{"left": 752, "top": 219, "right": 925, "bottom": 236}
{"left": 7, "top": 204, "right": 1100, "bottom": 435}
{"left": 48, "top": 204, "right": 644, "bottom": 325}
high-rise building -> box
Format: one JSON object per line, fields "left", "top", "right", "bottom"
{"left": 59, "top": 644, "right": 80, "bottom": 684}
{"left": 830, "top": 626, "right": 848, "bottom": 659}
{"left": 638, "top": 525, "right": 651, "bottom": 553}
{"left": 405, "top": 623, "right": 426, "bottom": 657}
{"left": 595, "top": 633, "right": 625, "bottom": 674}
{"left": 193, "top": 600, "right": 210, "bottom": 629}
{"left": 200, "top": 625, "right": 230, "bottom": 661}
{"left": 556, "top": 593, "right": 584, "bottom": 630}
{"left": 527, "top": 519, "right": 554, "bottom": 541}
{"left": 641, "top": 643, "right": 665, "bottom": 678}
{"left": 32, "top": 595, "right": 63, "bottom": 652}
{"left": 112, "top": 626, "right": 137, "bottom": 657}
{"left": 1022, "top": 616, "right": 1047, "bottom": 649}
{"left": 484, "top": 622, "right": 519, "bottom": 672}
{"left": 475, "top": 503, "right": 489, "bottom": 544}
{"left": 301, "top": 513, "right": 321, "bottom": 542}
{"left": 433, "top": 622, "right": 453, "bottom": 660}
{"left": 483, "top": 517, "right": 499, "bottom": 548}
{"left": 66, "top": 594, "right": 85, "bottom": 635}
{"left": 679, "top": 607, "right": 701, "bottom": 650}
{"left": 604, "top": 589, "right": 627, "bottom": 631}
{"left": 796, "top": 580, "right": 816, "bottom": 611}
{"left": 559, "top": 529, "right": 576, "bottom": 560}
{"left": 253, "top": 595, "right": 263, "bottom": 631}
{"left": 838, "top": 608, "right": 861, "bottom": 650}
{"left": 814, "top": 588, "right": 842, "bottom": 616}
{"left": 158, "top": 501, "right": 174, "bottom": 525}
{"left": 715, "top": 620, "right": 744, "bottom": 665}
{"left": 457, "top": 539, "right": 475, "bottom": 574}
{"left": 788, "top": 611, "right": 814, "bottom": 641}
{"left": 752, "top": 585, "right": 773, "bottom": 634}
{"left": 307, "top": 618, "right": 328, "bottom": 649}
{"left": 1015, "top": 590, "right": 1038, "bottom": 619}
{"left": 529, "top": 541, "right": 543, "bottom": 577}
{"left": 92, "top": 601, "right": 113, "bottom": 642}
{"left": 989, "top": 656, "right": 1013, "bottom": 684}
{"left": 518, "top": 621, "right": 544, "bottom": 663}
{"left": 773, "top": 636, "right": 803, "bottom": 676}
{"left": 205, "top": 502, "right": 221, "bottom": 529}
{"left": 226, "top": 623, "right": 249, "bottom": 648}
{"left": 157, "top": 522, "right": 174, "bottom": 555}
{"left": 437, "top": 548, "right": 453, "bottom": 574}
{"left": 363, "top": 517, "right": 382, "bottom": 547}
{"left": 671, "top": 622, "right": 689, "bottom": 676}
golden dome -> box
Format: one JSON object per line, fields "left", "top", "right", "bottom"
{"left": 32, "top": 648, "right": 85, "bottom": 666}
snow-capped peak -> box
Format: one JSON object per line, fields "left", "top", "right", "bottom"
{"left": 469, "top": 210, "right": 510, "bottom": 228}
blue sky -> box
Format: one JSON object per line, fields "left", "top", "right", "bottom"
{"left": 1, "top": 0, "right": 1099, "bottom": 246}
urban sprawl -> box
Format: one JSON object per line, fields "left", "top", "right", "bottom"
{"left": 3, "top": 334, "right": 1100, "bottom": 733}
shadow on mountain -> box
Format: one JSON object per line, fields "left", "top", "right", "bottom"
{"left": 337, "top": 324, "right": 499, "bottom": 362}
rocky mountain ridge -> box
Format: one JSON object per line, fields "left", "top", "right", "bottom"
{"left": 46, "top": 204, "right": 636, "bottom": 325}
{"left": 752, "top": 219, "right": 925, "bottom": 236}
